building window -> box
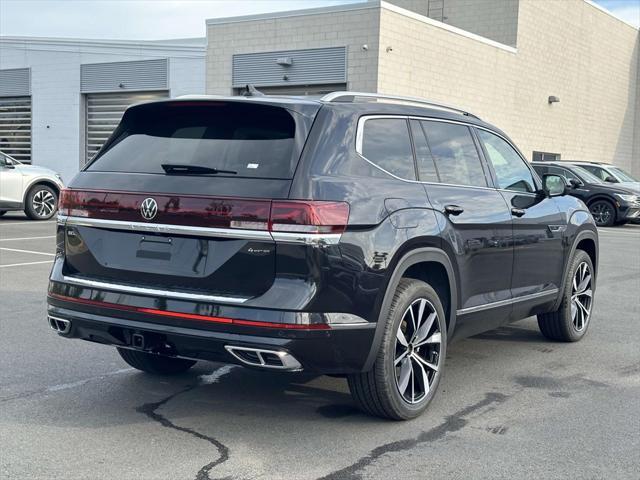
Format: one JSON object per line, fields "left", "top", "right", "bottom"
{"left": 532, "top": 151, "right": 561, "bottom": 162}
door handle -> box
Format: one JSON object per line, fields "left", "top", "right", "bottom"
{"left": 444, "top": 205, "right": 464, "bottom": 216}
{"left": 511, "top": 208, "right": 526, "bottom": 217}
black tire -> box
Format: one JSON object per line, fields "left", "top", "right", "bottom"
{"left": 588, "top": 199, "right": 616, "bottom": 227}
{"left": 537, "top": 249, "right": 595, "bottom": 342}
{"left": 117, "top": 348, "right": 196, "bottom": 375}
{"left": 24, "top": 184, "right": 58, "bottom": 220}
{"left": 348, "top": 279, "right": 447, "bottom": 420}
{"left": 614, "top": 220, "right": 628, "bottom": 226}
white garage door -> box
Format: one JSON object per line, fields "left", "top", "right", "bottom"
{"left": 0, "top": 97, "right": 32, "bottom": 163}
{"left": 85, "top": 91, "right": 168, "bottom": 163}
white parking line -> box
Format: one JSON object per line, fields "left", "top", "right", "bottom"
{"left": 0, "top": 260, "right": 54, "bottom": 268}
{"left": 0, "top": 221, "right": 56, "bottom": 226}
{"left": 0, "top": 235, "right": 56, "bottom": 242}
{"left": 597, "top": 229, "right": 640, "bottom": 236}
{"left": 0, "top": 247, "right": 56, "bottom": 256}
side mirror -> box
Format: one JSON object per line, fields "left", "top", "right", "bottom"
{"left": 2, "top": 159, "right": 15, "bottom": 169}
{"left": 542, "top": 174, "right": 567, "bottom": 197}
{"left": 568, "top": 178, "right": 582, "bottom": 189}
{"left": 604, "top": 176, "right": 617, "bottom": 183}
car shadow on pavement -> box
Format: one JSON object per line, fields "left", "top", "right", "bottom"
{"left": 472, "top": 323, "right": 545, "bottom": 343}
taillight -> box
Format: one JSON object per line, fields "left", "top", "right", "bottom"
{"left": 270, "top": 201, "right": 350, "bottom": 234}
{"left": 59, "top": 189, "right": 349, "bottom": 235}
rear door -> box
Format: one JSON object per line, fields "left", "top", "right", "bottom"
{"left": 476, "top": 129, "right": 565, "bottom": 316}
{"left": 412, "top": 119, "right": 514, "bottom": 338}
{"left": 62, "top": 99, "right": 319, "bottom": 300}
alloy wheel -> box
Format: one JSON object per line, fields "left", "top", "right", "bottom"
{"left": 589, "top": 202, "right": 613, "bottom": 226}
{"left": 571, "top": 261, "right": 593, "bottom": 332}
{"left": 32, "top": 189, "right": 56, "bottom": 218}
{"left": 394, "top": 298, "right": 441, "bottom": 404}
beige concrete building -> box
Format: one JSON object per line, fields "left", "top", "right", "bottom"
{"left": 206, "top": 0, "right": 639, "bottom": 175}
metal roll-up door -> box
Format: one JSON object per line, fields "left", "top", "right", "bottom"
{"left": 0, "top": 97, "right": 32, "bottom": 163}
{"left": 85, "top": 91, "right": 167, "bottom": 163}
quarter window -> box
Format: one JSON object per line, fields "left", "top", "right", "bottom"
{"left": 477, "top": 130, "right": 536, "bottom": 193}
{"left": 420, "top": 121, "right": 487, "bottom": 187}
{"left": 361, "top": 118, "right": 416, "bottom": 180}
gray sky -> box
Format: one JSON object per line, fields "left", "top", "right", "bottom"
{"left": 0, "top": 0, "right": 637, "bottom": 41}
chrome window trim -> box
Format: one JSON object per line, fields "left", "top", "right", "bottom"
{"left": 355, "top": 115, "right": 502, "bottom": 191}
{"left": 456, "top": 288, "right": 559, "bottom": 316}
{"left": 60, "top": 274, "right": 250, "bottom": 304}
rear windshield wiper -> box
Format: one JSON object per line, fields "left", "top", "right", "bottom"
{"left": 161, "top": 164, "right": 237, "bottom": 175}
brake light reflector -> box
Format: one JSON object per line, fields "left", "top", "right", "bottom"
{"left": 269, "top": 201, "right": 350, "bottom": 234}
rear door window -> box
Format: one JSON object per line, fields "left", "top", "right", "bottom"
{"left": 360, "top": 118, "right": 416, "bottom": 180}
{"left": 580, "top": 165, "right": 607, "bottom": 181}
{"left": 419, "top": 120, "right": 488, "bottom": 187}
{"left": 87, "top": 101, "right": 308, "bottom": 179}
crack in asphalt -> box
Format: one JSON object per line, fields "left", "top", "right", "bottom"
{"left": 136, "top": 368, "right": 235, "bottom": 480}
{"left": 317, "top": 392, "right": 509, "bottom": 480}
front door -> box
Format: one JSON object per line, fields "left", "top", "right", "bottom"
{"left": 475, "top": 129, "right": 565, "bottom": 319}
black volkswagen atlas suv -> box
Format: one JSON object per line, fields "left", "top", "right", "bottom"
{"left": 47, "top": 91, "right": 598, "bottom": 420}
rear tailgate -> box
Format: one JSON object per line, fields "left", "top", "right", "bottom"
{"left": 59, "top": 99, "right": 320, "bottom": 300}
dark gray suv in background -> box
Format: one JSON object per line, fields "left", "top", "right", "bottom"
{"left": 47, "top": 91, "right": 598, "bottom": 420}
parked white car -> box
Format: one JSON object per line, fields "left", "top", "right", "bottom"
{"left": 568, "top": 161, "right": 640, "bottom": 194}
{"left": 0, "top": 151, "right": 65, "bottom": 220}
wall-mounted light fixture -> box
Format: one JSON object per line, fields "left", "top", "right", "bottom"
{"left": 548, "top": 95, "right": 560, "bottom": 104}
{"left": 386, "top": 46, "right": 393, "bottom": 53}
{"left": 361, "top": 44, "right": 369, "bottom": 51}
{"left": 276, "top": 57, "right": 293, "bottom": 66}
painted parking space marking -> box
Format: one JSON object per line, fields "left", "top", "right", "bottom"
{"left": 0, "top": 221, "right": 56, "bottom": 227}
{"left": 0, "top": 235, "right": 56, "bottom": 242}
{"left": 0, "top": 260, "right": 54, "bottom": 268}
{"left": 0, "top": 247, "right": 55, "bottom": 257}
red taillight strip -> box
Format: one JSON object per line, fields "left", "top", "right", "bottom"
{"left": 58, "top": 188, "right": 349, "bottom": 236}
{"left": 48, "top": 293, "right": 330, "bottom": 330}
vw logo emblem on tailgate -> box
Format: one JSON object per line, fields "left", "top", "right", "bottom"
{"left": 140, "top": 198, "right": 158, "bottom": 220}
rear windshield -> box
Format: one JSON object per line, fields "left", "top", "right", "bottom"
{"left": 87, "top": 101, "right": 306, "bottom": 179}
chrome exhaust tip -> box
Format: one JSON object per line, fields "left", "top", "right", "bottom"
{"left": 48, "top": 315, "right": 71, "bottom": 334}
{"left": 224, "top": 345, "right": 302, "bottom": 371}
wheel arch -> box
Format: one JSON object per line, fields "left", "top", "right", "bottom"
{"left": 553, "top": 228, "right": 598, "bottom": 311}
{"left": 585, "top": 195, "right": 616, "bottom": 208}
{"left": 363, "top": 247, "right": 458, "bottom": 371}
{"left": 23, "top": 178, "right": 61, "bottom": 205}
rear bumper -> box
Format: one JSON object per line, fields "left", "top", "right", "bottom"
{"left": 46, "top": 298, "right": 376, "bottom": 375}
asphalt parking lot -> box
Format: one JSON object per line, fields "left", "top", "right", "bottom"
{"left": 1, "top": 212, "right": 639, "bottom": 480}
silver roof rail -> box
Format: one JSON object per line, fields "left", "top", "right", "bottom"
{"left": 321, "top": 91, "right": 479, "bottom": 119}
